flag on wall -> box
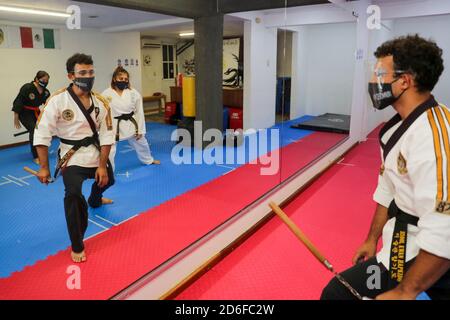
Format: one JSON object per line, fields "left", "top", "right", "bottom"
{"left": 1, "top": 26, "right": 59, "bottom": 49}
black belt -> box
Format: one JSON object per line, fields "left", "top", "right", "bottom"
{"left": 388, "top": 200, "right": 419, "bottom": 283}
{"left": 114, "top": 112, "right": 138, "bottom": 141}
{"left": 60, "top": 136, "right": 98, "bottom": 148}
{"left": 55, "top": 136, "right": 100, "bottom": 178}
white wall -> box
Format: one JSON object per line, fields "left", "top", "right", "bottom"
{"left": 393, "top": 14, "right": 450, "bottom": 105}
{"left": 290, "top": 22, "right": 356, "bottom": 120}
{"left": 243, "top": 18, "right": 277, "bottom": 130}
{"left": 0, "top": 21, "right": 141, "bottom": 146}
{"left": 141, "top": 47, "right": 164, "bottom": 97}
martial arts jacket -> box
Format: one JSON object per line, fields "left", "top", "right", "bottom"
{"left": 101, "top": 87, "right": 146, "bottom": 141}
{"left": 374, "top": 96, "right": 450, "bottom": 273}
{"left": 33, "top": 86, "right": 114, "bottom": 168}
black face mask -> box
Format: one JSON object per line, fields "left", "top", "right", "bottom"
{"left": 73, "top": 77, "right": 95, "bottom": 92}
{"left": 115, "top": 81, "right": 129, "bottom": 90}
{"left": 368, "top": 78, "right": 407, "bottom": 110}
{"left": 38, "top": 80, "right": 48, "bottom": 88}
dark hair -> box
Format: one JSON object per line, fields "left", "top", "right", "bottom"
{"left": 66, "top": 53, "right": 94, "bottom": 73}
{"left": 34, "top": 70, "right": 49, "bottom": 81}
{"left": 374, "top": 34, "right": 444, "bottom": 92}
{"left": 111, "top": 66, "right": 131, "bottom": 88}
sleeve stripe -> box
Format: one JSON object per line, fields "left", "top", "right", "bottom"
{"left": 439, "top": 105, "right": 450, "bottom": 202}
{"left": 435, "top": 107, "right": 450, "bottom": 202}
{"left": 427, "top": 108, "right": 444, "bottom": 202}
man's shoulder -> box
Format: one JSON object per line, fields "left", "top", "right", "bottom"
{"left": 45, "top": 88, "right": 67, "bottom": 104}
{"left": 405, "top": 104, "right": 449, "bottom": 154}
{"left": 45, "top": 88, "right": 67, "bottom": 107}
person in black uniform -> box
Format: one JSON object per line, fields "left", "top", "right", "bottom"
{"left": 12, "top": 71, "right": 51, "bottom": 164}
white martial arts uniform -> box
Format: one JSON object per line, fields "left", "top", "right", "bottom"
{"left": 374, "top": 97, "right": 450, "bottom": 272}
{"left": 34, "top": 88, "right": 115, "bottom": 168}
{"left": 102, "top": 87, "right": 154, "bottom": 170}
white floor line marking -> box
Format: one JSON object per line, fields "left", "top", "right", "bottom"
{"left": 217, "top": 164, "right": 234, "bottom": 170}
{"left": 8, "top": 175, "right": 30, "bottom": 186}
{"left": 95, "top": 215, "right": 118, "bottom": 226}
{"left": 2, "top": 176, "right": 22, "bottom": 187}
{"left": 20, "top": 174, "right": 35, "bottom": 180}
{"left": 222, "top": 168, "right": 236, "bottom": 176}
{"left": 117, "top": 171, "right": 132, "bottom": 178}
{"left": 0, "top": 180, "right": 12, "bottom": 186}
{"left": 337, "top": 158, "right": 356, "bottom": 167}
{"left": 88, "top": 218, "right": 108, "bottom": 230}
{"left": 119, "top": 214, "right": 138, "bottom": 225}
{"left": 85, "top": 229, "right": 108, "bottom": 241}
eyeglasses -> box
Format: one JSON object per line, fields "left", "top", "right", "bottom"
{"left": 71, "top": 69, "right": 95, "bottom": 77}
{"left": 373, "top": 69, "right": 406, "bottom": 78}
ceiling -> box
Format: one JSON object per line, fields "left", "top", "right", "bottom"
{"left": 0, "top": 0, "right": 245, "bottom": 38}
{"left": 140, "top": 16, "right": 244, "bottom": 39}
{"left": 0, "top": 0, "right": 173, "bottom": 28}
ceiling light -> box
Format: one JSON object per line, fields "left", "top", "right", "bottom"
{"left": 0, "top": 5, "right": 71, "bottom": 18}
{"left": 179, "top": 32, "right": 195, "bottom": 37}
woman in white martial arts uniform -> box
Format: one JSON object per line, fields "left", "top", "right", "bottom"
{"left": 102, "top": 67, "right": 160, "bottom": 170}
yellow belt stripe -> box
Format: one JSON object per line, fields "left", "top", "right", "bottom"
{"left": 427, "top": 109, "right": 444, "bottom": 201}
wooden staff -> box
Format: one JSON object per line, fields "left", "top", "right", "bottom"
{"left": 24, "top": 166, "right": 54, "bottom": 183}
{"left": 269, "top": 201, "right": 364, "bottom": 300}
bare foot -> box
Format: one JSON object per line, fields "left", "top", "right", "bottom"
{"left": 102, "top": 197, "right": 114, "bottom": 205}
{"left": 152, "top": 160, "right": 161, "bottom": 165}
{"left": 33, "top": 158, "right": 40, "bottom": 165}
{"left": 71, "top": 250, "right": 87, "bottom": 263}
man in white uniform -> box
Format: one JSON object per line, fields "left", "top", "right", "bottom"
{"left": 102, "top": 66, "right": 159, "bottom": 170}
{"left": 321, "top": 35, "right": 450, "bottom": 300}
{"left": 34, "top": 53, "right": 115, "bottom": 263}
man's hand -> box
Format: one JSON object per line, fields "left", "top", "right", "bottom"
{"left": 376, "top": 288, "right": 417, "bottom": 300}
{"left": 352, "top": 240, "right": 378, "bottom": 265}
{"left": 14, "top": 113, "right": 21, "bottom": 129}
{"left": 37, "top": 167, "right": 51, "bottom": 185}
{"left": 135, "top": 133, "right": 143, "bottom": 140}
{"left": 95, "top": 166, "right": 109, "bottom": 188}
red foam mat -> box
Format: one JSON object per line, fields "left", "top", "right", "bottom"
{"left": 176, "top": 130, "right": 382, "bottom": 300}
{"left": 0, "top": 132, "right": 345, "bottom": 299}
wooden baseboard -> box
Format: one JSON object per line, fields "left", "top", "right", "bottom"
{"left": 0, "top": 140, "right": 28, "bottom": 150}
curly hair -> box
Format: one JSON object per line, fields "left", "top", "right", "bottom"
{"left": 66, "top": 53, "right": 93, "bottom": 73}
{"left": 374, "top": 34, "right": 444, "bottom": 92}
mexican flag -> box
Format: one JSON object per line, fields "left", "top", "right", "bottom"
{"left": 7, "top": 26, "right": 58, "bottom": 49}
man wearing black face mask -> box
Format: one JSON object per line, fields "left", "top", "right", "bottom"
{"left": 33, "top": 53, "right": 115, "bottom": 263}
{"left": 321, "top": 34, "right": 450, "bottom": 300}
{"left": 12, "top": 70, "right": 51, "bottom": 164}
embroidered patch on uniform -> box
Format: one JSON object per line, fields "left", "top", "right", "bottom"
{"left": 380, "top": 164, "right": 385, "bottom": 176}
{"left": 397, "top": 152, "right": 408, "bottom": 175}
{"left": 62, "top": 109, "right": 74, "bottom": 121}
{"left": 436, "top": 201, "right": 450, "bottom": 215}
{"left": 29, "top": 93, "right": 35, "bottom": 100}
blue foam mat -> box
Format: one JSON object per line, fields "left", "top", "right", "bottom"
{"left": 0, "top": 117, "right": 316, "bottom": 278}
